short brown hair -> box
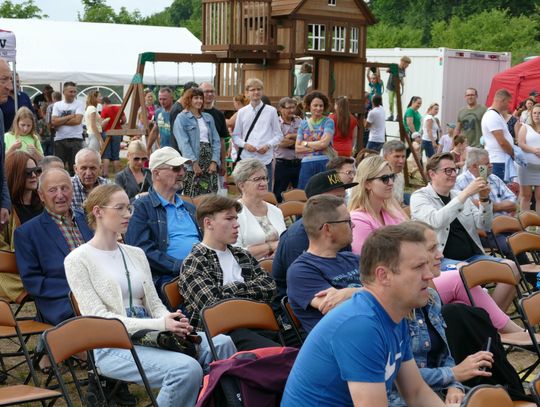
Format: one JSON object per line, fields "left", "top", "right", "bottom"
{"left": 196, "top": 194, "right": 242, "bottom": 229}
{"left": 426, "top": 152, "right": 455, "bottom": 175}
{"left": 360, "top": 222, "right": 427, "bottom": 284}
{"left": 181, "top": 87, "right": 205, "bottom": 113}
{"left": 326, "top": 156, "right": 355, "bottom": 171}
{"left": 303, "top": 195, "right": 345, "bottom": 239}
{"left": 84, "top": 184, "right": 124, "bottom": 229}
{"left": 304, "top": 91, "right": 329, "bottom": 111}
{"left": 494, "top": 88, "right": 512, "bottom": 99}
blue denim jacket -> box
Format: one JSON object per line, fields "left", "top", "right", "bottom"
{"left": 124, "top": 188, "right": 202, "bottom": 282}
{"left": 173, "top": 111, "right": 221, "bottom": 170}
{"left": 388, "top": 288, "right": 464, "bottom": 406}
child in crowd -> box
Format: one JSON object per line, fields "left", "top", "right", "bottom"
{"left": 437, "top": 123, "right": 456, "bottom": 153}
{"left": 5, "top": 106, "right": 43, "bottom": 162}
{"left": 366, "top": 67, "right": 383, "bottom": 102}
{"left": 36, "top": 104, "right": 51, "bottom": 155}
{"left": 451, "top": 135, "right": 467, "bottom": 171}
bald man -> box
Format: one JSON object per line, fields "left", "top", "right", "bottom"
{"left": 0, "top": 59, "right": 13, "bottom": 230}
{"left": 14, "top": 168, "right": 93, "bottom": 325}
{"left": 71, "top": 148, "right": 110, "bottom": 212}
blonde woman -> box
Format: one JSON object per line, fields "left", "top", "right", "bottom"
{"left": 114, "top": 140, "right": 152, "bottom": 200}
{"left": 421, "top": 102, "right": 440, "bottom": 158}
{"left": 84, "top": 90, "right": 103, "bottom": 152}
{"left": 517, "top": 103, "right": 540, "bottom": 213}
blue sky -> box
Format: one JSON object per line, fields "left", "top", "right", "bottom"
{"left": 24, "top": 0, "right": 174, "bottom": 21}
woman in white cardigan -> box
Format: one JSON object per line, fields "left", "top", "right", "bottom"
{"left": 232, "top": 158, "right": 286, "bottom": 259}
{"left": 64, "top": 184, "right": 235, "bottom": 407}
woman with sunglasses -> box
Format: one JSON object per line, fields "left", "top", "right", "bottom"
{"left": 0, "top": 151, "right": 43, "bottom": 301}
{"left": 174, "top": 87, "right": 221, "bottom": 197}
{"left": 115, "top": 140, "right": 152, "bottom": 201}
{"left": 349, "top": 156, "right": 522, "bottom": 334}
{"left": 65, "top": 184, "right": 236, "bottom": 407}
{"left": 232, "top": 158, "right": 286, "bottom": 260}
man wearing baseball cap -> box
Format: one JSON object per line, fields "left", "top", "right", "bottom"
{"left": 125, "top": 147, "right": 202, "bottom": 292}
{"left": 271, "top": 169, "right": 357, "bottom": 313}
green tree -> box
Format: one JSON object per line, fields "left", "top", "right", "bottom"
{"left": 0, "top": 0, "right": 47, "bottom": 19}
{"left": 430, "top": 9, "right": 540, "bottom": 64}
{"left": 79, "top": 0, "right": 142, "bottom": 24}
{"left": 367, "top": 23, "right": 423, "bottom": 48}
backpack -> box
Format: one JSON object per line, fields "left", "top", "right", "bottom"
{"left": 196, "top": 347, "right": 299, "bottom": 407}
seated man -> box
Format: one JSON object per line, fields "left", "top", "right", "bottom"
{"left": 125, "top": 147, "right": 202, "bottom": 290}
{"left": 287, "top": 195, "right": 361, "bottom": 332}
{"left": 271, "top": 170, "right": 357, "bottom": 310}
{"left": 282, "top": 223, "right": 445, "bottom": 407}
{"left": 180, "top": 194, "right": 279, "bottom": 350}
{"left": 382, "top": 139, "right": 407, "bottom": 205}
{"left": 326, "top": 156, "right": 356, "bottom": 204}
{"left": 71, "top": 148, "right": 110, "bottom": 212}
{"left": 411, "top": 152, "right": 518, "bottom": 312}
{"left": 14, "top": 168, "right": 93, "bottom": 325}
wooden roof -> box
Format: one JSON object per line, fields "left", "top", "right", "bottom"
{"left": 271, "top": 0, "right": 376, "bottom": 24}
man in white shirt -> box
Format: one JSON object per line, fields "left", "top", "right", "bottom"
{"left": 382, "top": 140, "right": 407, "bottom": 204}
{"left": 52, "top": 81, "right": 85, "bottom": 175}
{"left": 365, "top": 94, "right": 386, "bottom": 152}
{"left": 481, "top": 88, "right": 514, "bottom": 182}
{"left": 232, "top": 78, "right": 283, "bottom": 189}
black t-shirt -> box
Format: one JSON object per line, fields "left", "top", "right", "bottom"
{"left": 14, "top": 203, "right": 43, "bottom": 224}
{"left": 169, "top": 102, "right": 183, "bottom": 152}
{"left": 438, "top": 194, "right": 482, "bottom": 261}
{"left": 421, "top": 307, "right": 445, "bottom": 368}
{"left": 204, "top": 107, "right": 229, "bottom": 139}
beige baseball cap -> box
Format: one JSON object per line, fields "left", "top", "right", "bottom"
{"left": 149, "top": 147, "right": 191, "bottom": 171}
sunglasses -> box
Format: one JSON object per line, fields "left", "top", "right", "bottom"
{"left": 367, "top": 173, "right": 395, "bottom": 184}
{"left": 133, "top": 156, "right": 148, "bottom": 162}
{"left": 26, "top": 166, "right": 43, "bottom": 177}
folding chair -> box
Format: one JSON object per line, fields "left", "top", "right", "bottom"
{"left": 262, "top": 191, "right": 278, "bottom": 206}
{"left": 518, "top": 210, "right": 540, "bottom": 231}
{"left": 278, "top": 201, "right": 305, "bottom": 224}
{"left": 201, "top": 299, "right": 284, "bottom": 360}
{"left": 259, "top": 259, "right": 273, "bottom": 274}
{"left": 462, "top": 385, "right": 513, "bottom": 407}
{"left": 0, "top": 250, "right": 33, "bottom": 319}
{"left": 161, "top": 277, "right": 184, "bottom": 311}
{"left": 506, "top": 231, "right": 540, "bottom": 293}
{"left": 43, "top": 316, "right": 158, "bottom": 407}
{"left": 0, "top": 299, "right": 61, "bottom": 406}
{"left": 281, "top": 189, "right": 307, "bottom": 203}
{"left": 459, "top": 260, "right": 538, "bottom": 351}
{"left": 487, "top": 215, "right": 524, "bottom": 257}
{"left": 280, "top": 296, "right": 304, "bottom": 344}
{"left": 518, "top": 292, "right": 540, "bottom": 383}
{"left": 531, "top": 373, "right": 540, "bottom": 405}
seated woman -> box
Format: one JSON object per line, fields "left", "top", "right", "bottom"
{"left": 0, "top": 151, "right": 43, "bottom": 301}
{"left": 232, "top": 159, "right": 286, "bottom": 260}
{"left": 114, "top": 140, "right": 152, "bottom": 201}
{"left": 181, "top": 194, "right": 279, "bottom": 350}
{"left": 388, "top": 221, "right": 511, "bottom": 406}
{"left": 64, "top": 184, "right": 236, "bottom": 407}
{"left": 349, "top": 156, "right": 522, "bottom": 334}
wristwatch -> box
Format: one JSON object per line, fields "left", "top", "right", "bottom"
{"left": 480, "top": 197, "right": 491, "bottom": 203}
{"left": 304, "top": 141, "right": 309, "bottom": 147}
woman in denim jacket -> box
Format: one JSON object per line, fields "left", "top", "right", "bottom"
{"left": 388, "top": 223, "right": 494, "bottom": 406}
{"left": 173, "top": 87, "right": 221, "bottom": 197}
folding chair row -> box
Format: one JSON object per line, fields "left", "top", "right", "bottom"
{"left": 461, "top": 384, "right": 535, "bottom": 407}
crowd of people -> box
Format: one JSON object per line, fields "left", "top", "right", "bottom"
{"left": 0, "top": 54, "right": 538, "bottom": 406}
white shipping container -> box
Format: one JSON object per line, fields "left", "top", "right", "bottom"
{"left": 365, "top": 48, "right": 511, "bottom": 137}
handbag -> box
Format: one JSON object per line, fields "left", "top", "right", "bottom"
{"left": 234, "top": 103, "right": 266, "bottom": 165}
{"left": 118, "top": 246, "right": 202, "bottom": 359}
{"left": 306, "top": 117, "right": 337, "bottom": 159}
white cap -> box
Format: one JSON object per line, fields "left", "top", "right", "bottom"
{"left": 411, "top": 132, "right": 421, "bottom": 140}
{"left": 149, "top": 147, "right": 191, "bottom": 171}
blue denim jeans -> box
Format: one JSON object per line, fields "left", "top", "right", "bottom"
{"left": 298, "top": 158, "right": 329, "bottom": 189}
{"left": 491, "top": 162, "right": 505, "bottom": 182}
{"left": 94, "top": 332, "right": 236, "bottom": 407}
{"left": 440, "top": 254, "right": 501, "bottom": 270}
{"left": 421, "top": 139, "right": 436, "bottom": 158}
{"left": 366, "top": 141, "right": 384, "bottom": 152}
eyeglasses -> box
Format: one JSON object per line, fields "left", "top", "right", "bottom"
{"left": 247, "top": 176, "right": 268, "bottom": 183}
{"left": 338, "top": 170, "right": 356, "bottom": 177}
{"left": 25, "top": 167, "right": 43, "bottom": 177}
{"left": 203, "top": 90, "right": 215, "bottom": 94}
{"left": 438, "top": 167, "right": 458, "bottom": 176}
{"left": 100, "top": 204, "right": 134, "bottom": 215}
{"left": 132, "top": 156, "right": 148, "bottom": 162}
{"left": 367, "top": 173, "right": 395, "bottom": 184}
{"left": 319, "top": 219, "right": 353, "bottom": 230}
{"left": 159, "top": 165, "right": 184, "bottom": 173}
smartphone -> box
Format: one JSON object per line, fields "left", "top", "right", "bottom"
{"left": 478, "top": 164, "right": 488, "bottom": 180}
{"left": 479, "top": 337, "right": 492, "bottom": 371}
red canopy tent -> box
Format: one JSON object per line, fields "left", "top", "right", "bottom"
{"left": 486, "top": 56, "right": 540, "bottom": 110}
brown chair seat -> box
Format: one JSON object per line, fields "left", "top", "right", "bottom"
{"left": 499, "top": 331, "right": 539, "bottom": 347}
{"left": 0, "top": 320, "right": 52, "bottom": 337}
{"left": 0, "top": 385, "right": 61, "bottom": 405}
{"left": 520, "top": 264, "right": 540, "bottom": 274}
{"left": 513, "top": 401, "right": 536, "bottom": 407}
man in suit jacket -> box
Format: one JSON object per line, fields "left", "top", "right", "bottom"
{"left": 14, "top": 168, "right": 93, "bottom": 325}
{"left": 0, "top": 59, "right": 13, "bottom": 231}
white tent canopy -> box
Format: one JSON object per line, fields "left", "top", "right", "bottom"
{"left": 0, "top": 18, "right": 213, "bottom": 85}
{"left": 0, "top": 29, "right": 16, "bottom": 62}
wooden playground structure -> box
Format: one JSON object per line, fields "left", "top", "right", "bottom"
{"left": 101, "top": 0, "right": 427, "bottom": 184}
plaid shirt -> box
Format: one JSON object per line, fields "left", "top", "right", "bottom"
{"left": 179, "top": 243, "right": 276, "bottom": 330}
{"left": 46, "top": 208, "right": 84, "bottom": 251}
{"left": 455, "top": 170, "right": 516, "bottom": 216}
{"left": 71, "top": 175, "right": 110, "bottom": 212}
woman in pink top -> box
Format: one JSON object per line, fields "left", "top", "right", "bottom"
{"left": 348, "top": 156, "right": 522, "bottom": 333}
{"left": 348, "top": 156, "right": 406, "bottom": 254}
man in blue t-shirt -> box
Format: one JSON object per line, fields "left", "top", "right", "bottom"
{"left": 148, "top": 87, "right": 173, "bottom": 149}
{"left": 287, "top": 194, "right": 361, "bottom": 332}
{"left": 282, "top": 223, "right": 445, "bottom": 407}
